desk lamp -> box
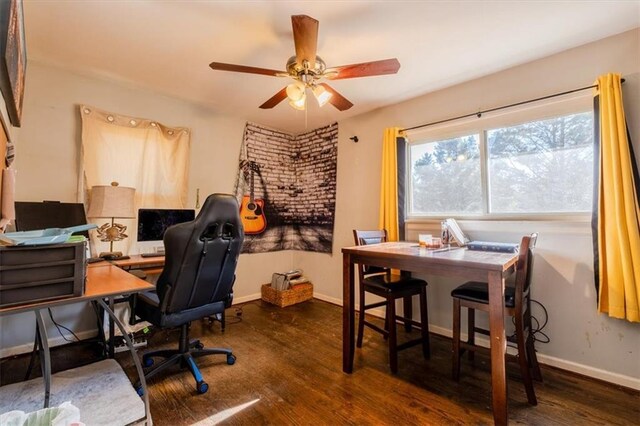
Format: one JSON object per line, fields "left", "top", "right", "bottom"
{"left": 87, "top": 182, "right": 135, "bottom": 260}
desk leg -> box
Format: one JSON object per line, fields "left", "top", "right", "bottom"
{"left": 342, "top": 252, "right": 355, "bottom": 373}
{"left": 97, "top": 299, "right": 151, "bottom": 425}
{"left": 108, "top": 298, "right": 115, "bottom": 358}
{"left": 34, "top": 309, "right": 51, "bottom": 408}
{"left": 488, "top": 270, "right": 508, "bottom": 426}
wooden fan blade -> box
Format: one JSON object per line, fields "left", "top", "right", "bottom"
{"left": 292, "top": 15, "right": 318, "bottom": 68}
{"left": 209, "top": 62, "right": 284, "bottom": 77}
{"left": 319, "top": 83, "right": 353, "bottom": 111}
{"left": 259, "top": 87, "right": 288, "bottom": 109}
{"left": 326, "top": 58, "right": 401, "bottom": 80}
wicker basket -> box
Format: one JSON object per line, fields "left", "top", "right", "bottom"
{"left": 261, "top": 282, "right": 313, "bottom": 307}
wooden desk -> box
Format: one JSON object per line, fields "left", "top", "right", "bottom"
{"left": 342, "top": 242, "right": 518, "bottom": 426}
{"left": 89, "top": 255, "right": 165, "bottom": 356}
{"left": 112, "top": 254, "right": 164, "bottom": 270}
{"left": 91, "top": 254, "right": 165, "bottom": 275}
{"left": 0, "top": 265, "right": 154, "bottom": 424}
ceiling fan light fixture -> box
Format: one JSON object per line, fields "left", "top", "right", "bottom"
{"left": 286, "top": 81, "right": 306, "bottom": 102}
{"left": 312, "top": 85, "right": 332, "bottom": 107}
{"left": 289, "top": 93, "right": 306, "bottom": 110}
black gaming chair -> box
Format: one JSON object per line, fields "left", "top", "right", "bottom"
{"left": 131, "top": 193, "right": 244, "bottom": 394}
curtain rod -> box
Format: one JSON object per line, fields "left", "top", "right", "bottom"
{"left": 401, "top": 78, "right": 625, "bottom": 133}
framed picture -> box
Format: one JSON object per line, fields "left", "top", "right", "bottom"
{"left": 0, "top": 0, "right": 26, "bottom": 127}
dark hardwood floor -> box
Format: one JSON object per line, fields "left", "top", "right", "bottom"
{"left": 2, "top": 299, "right": 638, "bottom": 425}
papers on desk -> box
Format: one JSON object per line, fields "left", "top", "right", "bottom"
{"left": 0, "top": 224, "right": 97, "bottom": 246}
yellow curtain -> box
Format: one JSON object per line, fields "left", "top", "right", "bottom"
{"left": 595, "top": 73, "right": 640, "bottom": 322}
{"left": 379, "top": 127, "right": 402, "bottom": 241}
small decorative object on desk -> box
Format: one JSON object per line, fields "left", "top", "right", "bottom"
{"left": 441, "top": 220, "right": 451, "bottom": 245}
{"left": 467, "top": 241, "right": 520, "bottom": 253}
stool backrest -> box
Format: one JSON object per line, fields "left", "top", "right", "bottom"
{"left": 514, "top": 233, "right": 538, "bottom": 307}
{"left": 353, "top": 229, "right": 389, "bottom": 279}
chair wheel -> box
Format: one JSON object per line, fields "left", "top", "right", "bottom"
{"left": 226, "top": 354, "right": 236, "bottom": 365}
{"left": 196, "top": 381, "right": 209, "bottom": 394}
{"left": 143, "top": 357, "right": 154, "bottom": 368}
{"left": 135, "top": 385, "right": 144, "bottom": 397}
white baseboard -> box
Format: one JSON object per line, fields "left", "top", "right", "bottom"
{"left": 311, "top": 293, "right": 342, "bottom": 306}
{"left": 312, "top": 292, "right": 640, "bottom": 391}
{"left": 233, "top": 293, "right": 262, "bottom": 304}
{"left": 0, "top": 329, "right": 98, "bottom": 359}
{"left": 535, "top": 353, "right": 640, "bottom": 390}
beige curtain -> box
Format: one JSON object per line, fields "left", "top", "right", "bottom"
{"left": 80, "top": 105, "right": 190, "bottom": 255}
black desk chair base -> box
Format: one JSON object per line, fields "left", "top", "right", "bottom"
{"left": 135, "top": 323, "right": 235, "bottom": 395}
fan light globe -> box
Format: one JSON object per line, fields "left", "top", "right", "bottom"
{"left": 312, "top": 85, "right": 333, "bottom": 107}
{"left": 289, "top": 94, "right": 306, "bottom": 110}
{"left": 286, "top": 81, "right": 306, "bottom": 101}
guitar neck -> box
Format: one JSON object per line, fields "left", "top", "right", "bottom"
{"left": 249, "top": 168, "right": 255, "bottom": 202}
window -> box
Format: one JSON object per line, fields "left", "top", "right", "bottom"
{"left": 408, "top": 110, "right": 594, "bottom": 217}
{"left": 410, "top": 134, "right": 482, "bottom": 215}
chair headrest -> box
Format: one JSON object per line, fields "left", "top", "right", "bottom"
{"left": 192, "top": 193, "right": 243, "bottom": 240}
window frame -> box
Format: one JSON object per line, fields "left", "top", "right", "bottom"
{"left": 405, "top": 93, "right": 594, "bottom": 221}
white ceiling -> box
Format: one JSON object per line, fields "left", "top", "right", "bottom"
{"left": 24, "top": 1, "right": 639, "bottom": 134}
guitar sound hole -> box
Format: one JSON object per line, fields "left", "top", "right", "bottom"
{"left": 247, "top": 202, "right": 256, "bottom": 210}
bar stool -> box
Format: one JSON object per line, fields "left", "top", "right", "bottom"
{"left": 353, "top": 229, "right": 430, "bottom": 373}
{"left": 451, "top": 233, "right": 542, "bottom": 405}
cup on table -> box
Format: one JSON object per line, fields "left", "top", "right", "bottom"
{"left": 418, "top": 234, "right": 433, "bottom": 247}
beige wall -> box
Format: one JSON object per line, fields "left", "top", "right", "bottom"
{"left": 1, "top": 62, "right": 293, "bottom": 354}
{"left": 297, "top": 28, "right": 640, "bottom": 388}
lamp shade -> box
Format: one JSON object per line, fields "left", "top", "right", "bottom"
{"left": 87, "top": 182, "right": 136, "bottom": 219}
{"left": 312, "top": 85, "right": 332, "bottom": 107}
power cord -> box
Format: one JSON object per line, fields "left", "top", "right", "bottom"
{"left": 230, "top": 300, "right": 266, "bottom": 318}
{"left": 507, "top": 299, "right": 550, "bottom": 346}
{"left": 530, "top": 299, "right": 550, "bottom": 344}
{"left": 48, "top": 308, "right": 80, "bottom": 342}
{"left": 24, "top": 309, "right": 81, "bottom": 381}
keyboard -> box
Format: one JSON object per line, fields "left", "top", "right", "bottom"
{"left": 141, "top": 252, "right": 165, "bottom": 258}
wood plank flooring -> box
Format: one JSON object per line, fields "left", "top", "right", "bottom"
{"left": 2, "top": 299, "right": 638, "bottom": 425}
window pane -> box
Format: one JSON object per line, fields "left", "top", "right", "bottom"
{"left": 410, "top": 135, "right": 482, "bottom": 215}
{"left": 487, "top": 112, "right": 593, "bottom": 213}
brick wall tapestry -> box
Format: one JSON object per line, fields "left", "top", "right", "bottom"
{"left": 234, "top": 121, "right": 338, "bottom": 253}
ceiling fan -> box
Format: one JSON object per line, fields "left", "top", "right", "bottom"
{"left": 209, "top": 15, "right": 401, "bottom": 111}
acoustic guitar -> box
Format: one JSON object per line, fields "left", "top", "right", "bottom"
{"left": 239, "top": 161, "right": 267, "bottom": 234}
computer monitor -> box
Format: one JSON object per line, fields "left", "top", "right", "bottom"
{"left": 15, "top": 201, "right": 90, "bottom": 237}
{"left": 136, "top": 208, "right": 195, "bottom": 242}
